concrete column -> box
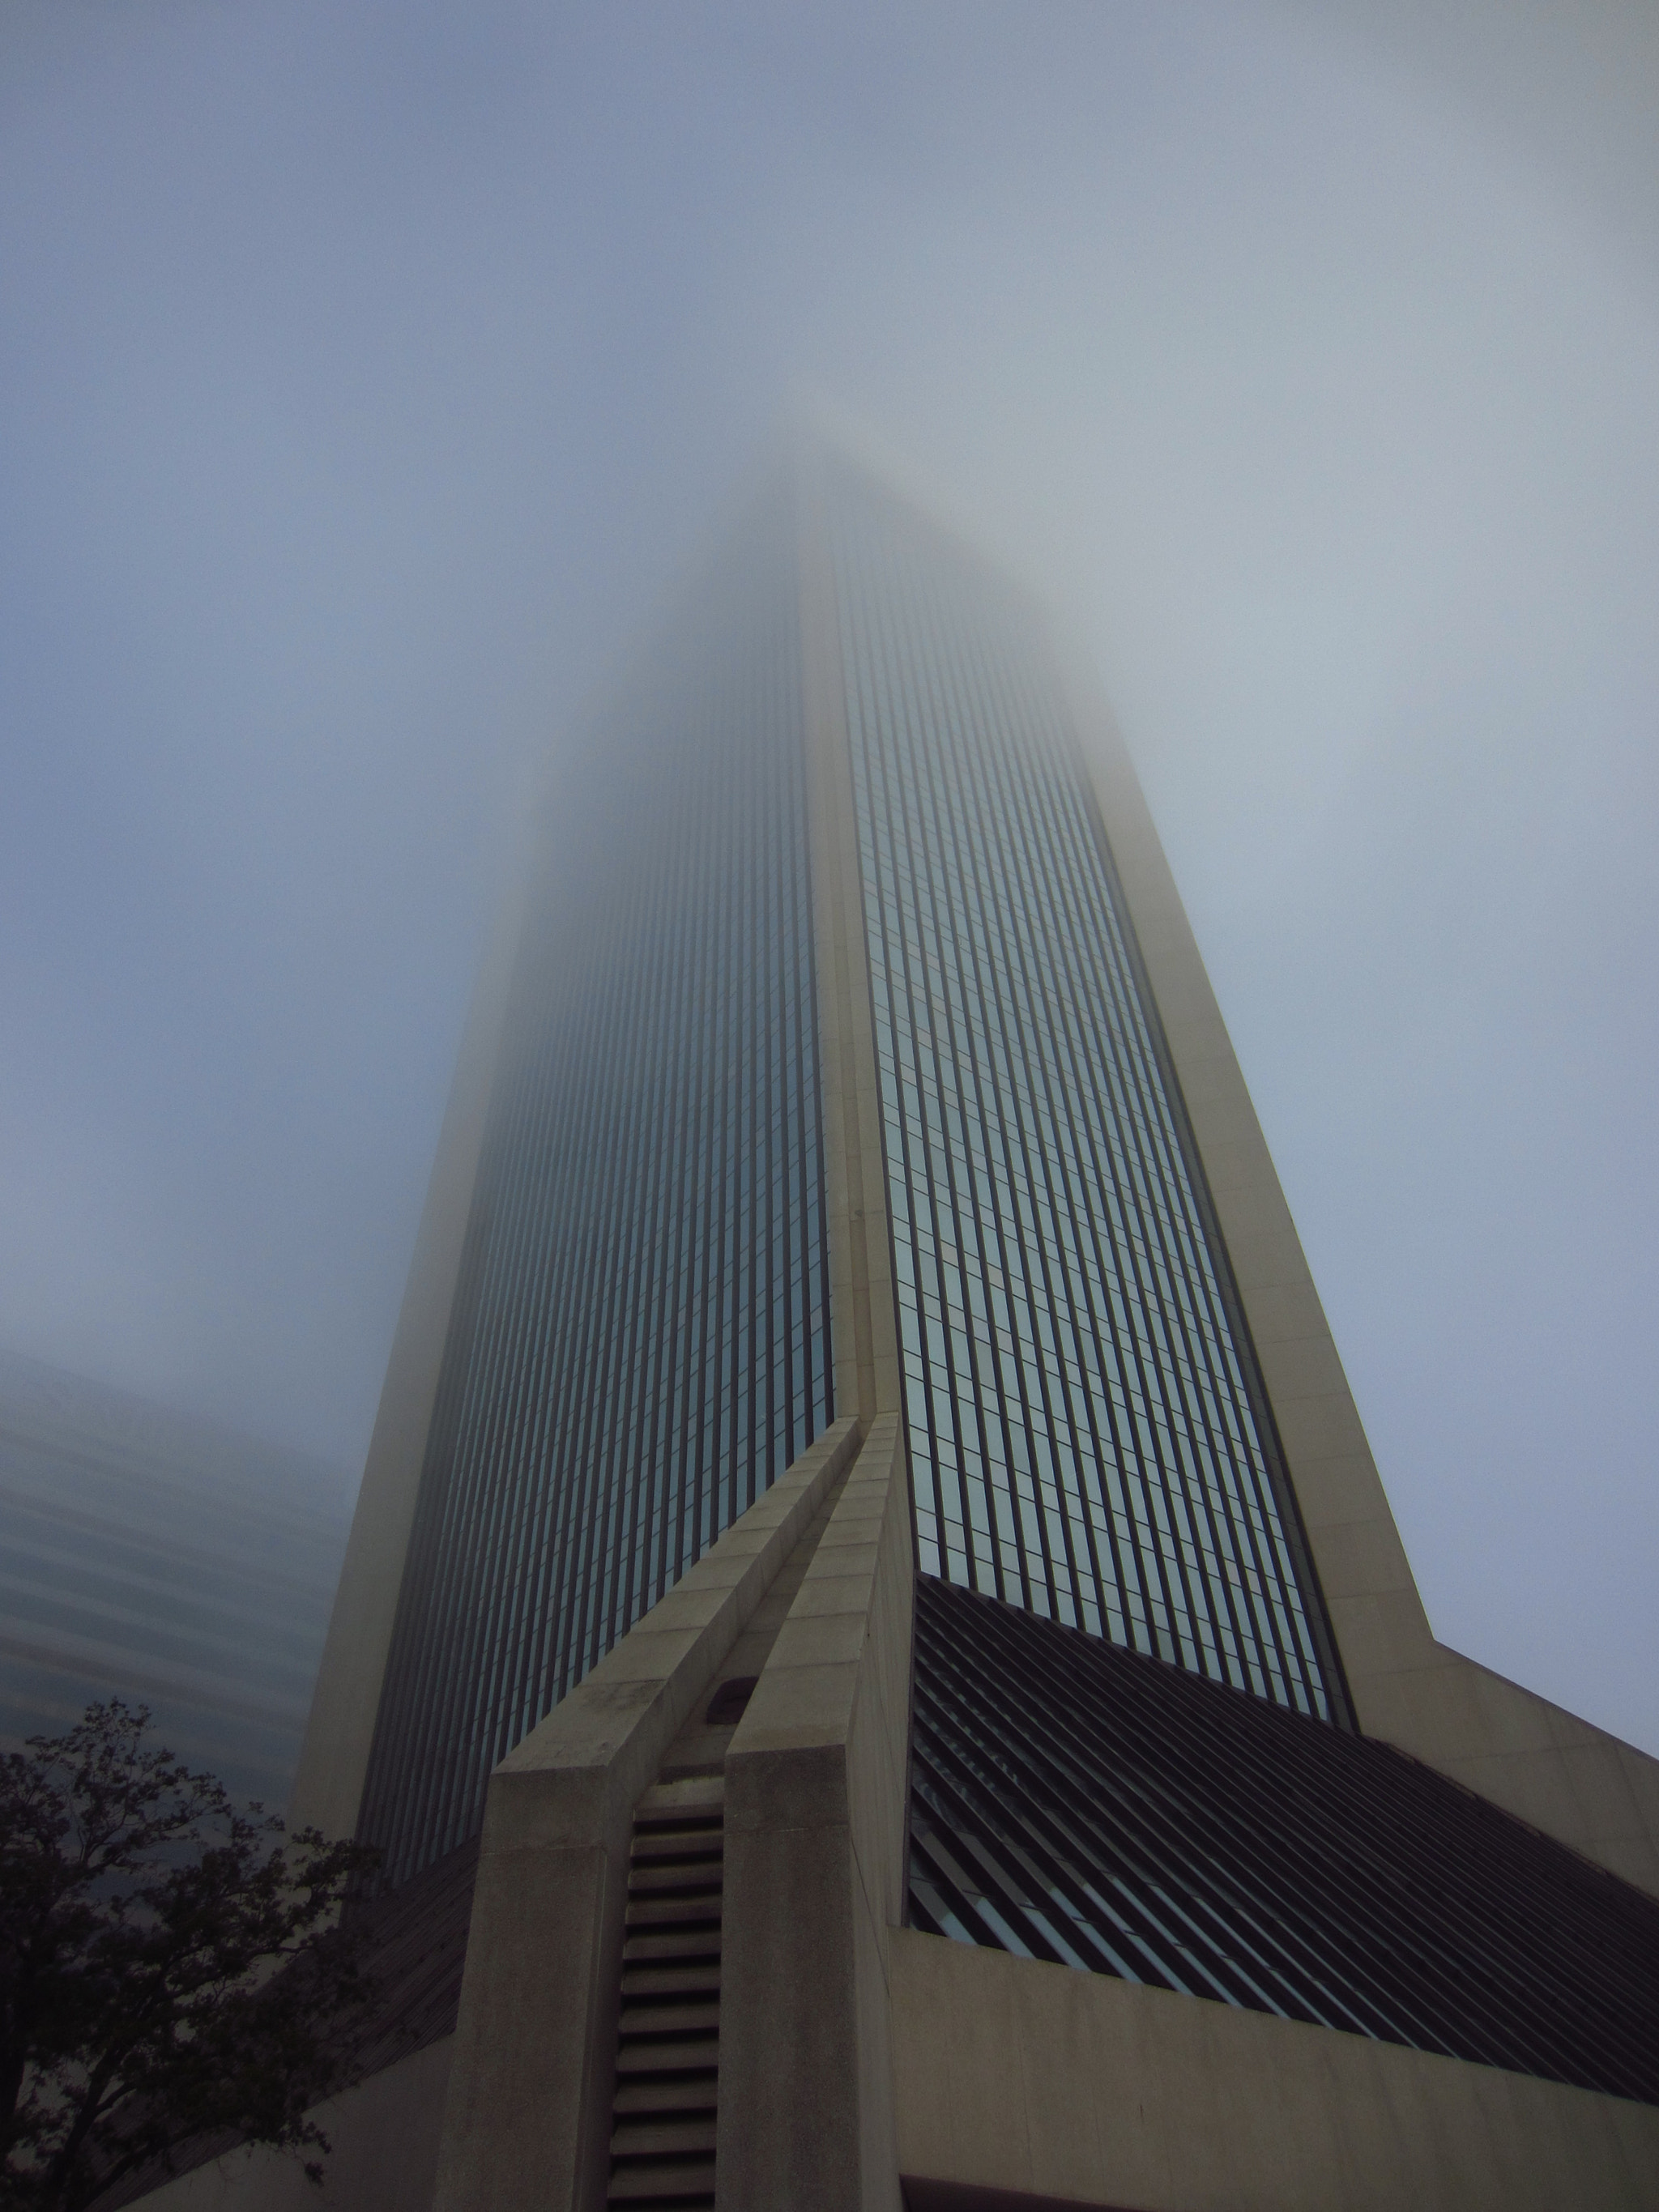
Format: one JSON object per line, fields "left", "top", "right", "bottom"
{"left": 717, "top": 1413, "right": 913, "bottom": 2212}
{"left": 798, "top": 449, "right": 903, "bottom": 1433}
{"left": 711, "top": 450, "right": 915, "bottom": 2208}
{"left": 429, "top": 1418, "right": 860, "bottom": 2212}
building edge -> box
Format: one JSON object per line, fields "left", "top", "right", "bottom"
{"left": 796, "top": 441, "right": 905, "bottom": 1437}
{"left": 1057, "top": 642, "right": 1659, "bottom": 1897}
{"left": 691, "top": 454, "right": 915, "bottom": 2211}
{"left": 288, "top": 835, "right": 535, "bottom": 1847}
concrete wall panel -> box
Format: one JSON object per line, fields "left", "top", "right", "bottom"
{"left": 892, "top": 1931, "right": 1659, "bottom": 2210}
{"left": 430, "top": 1417, "right": 860, "bottom": 2212}
{"left": 719, "top": 1413, "right": 914, "bottom": 2212}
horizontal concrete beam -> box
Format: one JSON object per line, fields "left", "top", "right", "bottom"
{"left": 430, "top": 1415, "right": 862, "bottom": 2212}
{"left": 893, "top": 1930, "right": 1659, "bottom": 2210}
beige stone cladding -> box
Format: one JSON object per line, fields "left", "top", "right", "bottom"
{"left": 893, "top": 1929, "right": 1659, "bottom": 2211}
{"left": 426, "top": 1415, "right": 861, "bottom": 2212}
{"left": 117, "top": 1417, "right": 866, "bottom": 2212}
{"left": 800, "top": 445, "right": 903, "bottom": 1438}
{"left": 718, "top": 1412, "right": 914, "bottom": 2212}
{"left": 689, "top": 458, "right": 918, "bottom": 2212}
{"left": 1063, "top": 653, "right": 1659, "bottom": 1897}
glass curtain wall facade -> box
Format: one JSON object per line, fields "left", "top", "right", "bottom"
{"left": 359, "top": 497, "right": 833, "bottom": 1885}
{"left": 352, "top": 450, "right": 1346, "bottom": 1894}
{"left": 825, "top": 462, "right": 1341, "bottom": 1720}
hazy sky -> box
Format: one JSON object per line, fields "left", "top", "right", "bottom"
{"left": 2, "top": 2, "right": 1655, "bottom": 1752}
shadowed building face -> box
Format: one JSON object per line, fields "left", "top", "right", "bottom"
{"left": 254, "top": 441, "right": 1658, "bottom": 2212}
{"left": 356, "top": 490, "right": 834, "bottom": 1888}
{"left": 350, "top": 454, "right": 1344, "bottom": 1894}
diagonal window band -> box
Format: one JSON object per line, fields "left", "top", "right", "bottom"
{"left": 354, "top": 454, "right": 1343, "bottom": 1896}
{"left": 357, "top": 497, "right": 833, "bottom": 1886}
{"left": 828, "top": 462, "right": 1337, "bottom": 1720}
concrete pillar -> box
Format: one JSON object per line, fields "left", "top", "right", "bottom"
{"left": 707, "top": 445, "right": 915, "bottom": 2210}
{"left": 717, "top": 1414, "right": 913, "bottom": 2212}
{"left": 429, "top": 1420, "right": 860, "bottom": 2212}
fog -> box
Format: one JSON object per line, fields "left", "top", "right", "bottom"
{"left": 2, "top": 2, "right": 1654, "bottom": 1750}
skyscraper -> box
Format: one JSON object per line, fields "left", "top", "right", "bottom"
{"left": 0, "top": 1347, "right": 350, "bottom": 1813}
{"left": 349, "top": 489, "right": 833, "bottom": 1888}
{"left": 146, "top": 443, "right": 1659, "bottom": 2212}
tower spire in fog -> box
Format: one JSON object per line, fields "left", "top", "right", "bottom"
{"left": 234, "top": 441, "right": 1659, "bottom": 2211}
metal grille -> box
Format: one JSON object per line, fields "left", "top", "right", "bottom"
{"left": 909, "top": 1573, "right": 1659, "bottom": 2104}
{"left": 359, "top": 497, "right": 832, "bottom": 1886}
{"left": 828, "top": 462, "right": 1338, "bottom": 1720}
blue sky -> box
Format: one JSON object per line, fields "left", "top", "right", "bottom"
{"left": 2, "top": 1, "right": 1655, "bottom": 1750}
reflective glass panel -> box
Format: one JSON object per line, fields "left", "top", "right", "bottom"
{"left": 829, "top": 466, "right": 1334, "bottom": 1718}
{"left": 360, "top": 500, "right": 833, "bottom": 1883}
